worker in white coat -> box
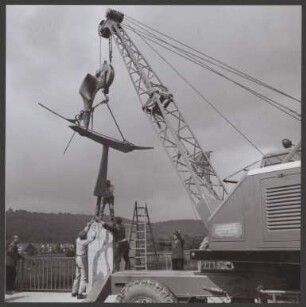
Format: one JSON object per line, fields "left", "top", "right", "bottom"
{"left": 72, "top": 220, "right": 96, "bottom": 299}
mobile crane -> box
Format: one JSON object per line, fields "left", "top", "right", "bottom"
{"left": 84, "top": 9, "right": 301, "bottom": 303}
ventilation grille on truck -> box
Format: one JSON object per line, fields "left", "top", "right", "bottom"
{"left": 265, "top": 184, "right": 301, "bottom": 231}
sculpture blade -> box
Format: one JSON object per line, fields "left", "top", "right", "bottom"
{"left": 38, "top": 103, "right": 77, "bottom": 124}
{"left": 69, "top": 125, "right": 153, "bottom": 153}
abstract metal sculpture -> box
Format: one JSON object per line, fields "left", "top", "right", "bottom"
{"left": 39, "top": 61, "right": 153, "bottom": 218}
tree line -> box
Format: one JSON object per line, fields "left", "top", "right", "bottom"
{"left": 6, "top": 209, "right": 207, "bottom": 250}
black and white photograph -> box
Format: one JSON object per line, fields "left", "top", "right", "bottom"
{"left": 4, "top": 4, "right": 302, "bottom": 303}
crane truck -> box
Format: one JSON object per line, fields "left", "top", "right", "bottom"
{"left": 82, "top": 9, "right": 301, "bottom": 303}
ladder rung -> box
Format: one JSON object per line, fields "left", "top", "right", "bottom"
{"left": 129, "top": 204, "right": 156, "bottom": 265}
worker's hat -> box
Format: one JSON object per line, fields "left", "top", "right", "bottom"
{"left": 78, "top": 230, "right": 87, "bottom": 239}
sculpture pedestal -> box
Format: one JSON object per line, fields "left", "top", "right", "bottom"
{"left": 87, "top": 222, "right": 113, "bottom": 293}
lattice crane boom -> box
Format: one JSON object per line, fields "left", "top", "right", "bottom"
{"left": 98, "top": 9, "right": 228, "bottom": 228}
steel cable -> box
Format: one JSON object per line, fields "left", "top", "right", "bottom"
{"left": 124, "top": 23, "right": 300, "bottom": 121}
{"left": 126, "top": 24, "right": 266, "bottom": 156}
{"left": 106, "top": 103, "right": 126, "bottom": 142}
{"left": 124, "top": 15, "right": 301, "bottom": 103}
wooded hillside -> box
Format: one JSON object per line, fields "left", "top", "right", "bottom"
{"left": 6, "top": 209, "right": 207, "bottom": 249}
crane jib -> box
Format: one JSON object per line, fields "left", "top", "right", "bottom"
{"left": 98, "top": 9, "right": 228, "bottom": 229}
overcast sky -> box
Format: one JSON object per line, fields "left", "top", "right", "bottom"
{"left": 6, "top": 5, "right": 301, "bottom": 222}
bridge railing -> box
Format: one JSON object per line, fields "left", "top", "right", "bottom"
{"left": 16, "top": 256, "right": 75, "bottom": 292}
{"left": 15, "top": 251, "right": 198, "bottom": 291}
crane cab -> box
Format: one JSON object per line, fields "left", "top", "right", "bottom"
{"left": 207, "top": 148, "right": 301, "bottom": 251}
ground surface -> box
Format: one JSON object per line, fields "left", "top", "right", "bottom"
{"left": 4, "top": 291, "right": 117, "bottom": 303}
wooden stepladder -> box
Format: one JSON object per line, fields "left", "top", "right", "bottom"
{"left": 128, "top": 201, "right": 158, "bottom": 270}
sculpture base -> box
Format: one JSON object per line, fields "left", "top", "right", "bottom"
{"left": 87, "top": 222, "right": 113, "bottom": 293}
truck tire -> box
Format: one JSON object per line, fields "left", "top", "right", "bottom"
{"left": 115, "top": 279, "right": 178, "bottom": 303}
